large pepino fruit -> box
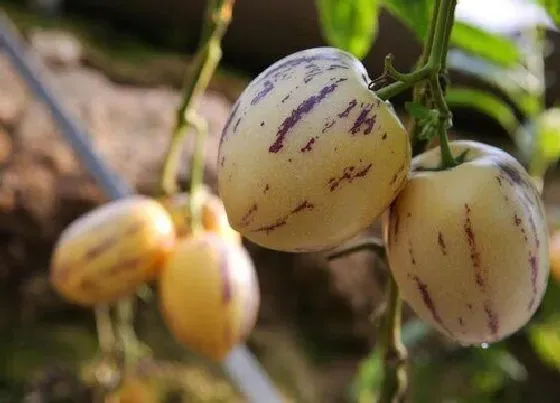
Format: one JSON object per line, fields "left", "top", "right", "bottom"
{"left": 50, "top": 196, "right": 176, "bottom": 305}
{"left": 385, "top": 140, "right": 549, "bottom": 345}
{"left": 159, "top": 232, "right": 260, "bottom": 361}
{"left": 218, "top": 47, "right": 411, "bottom": 252}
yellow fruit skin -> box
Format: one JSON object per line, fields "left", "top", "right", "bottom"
{"left": 218, "top": 47, "right": 411, "bottom": 252}
{"left": 159, "top": 233, "right": 260, "bottom": 361}
{"left": 159, "top": 190, "right": 241, "bottom": 244}
{"left": 50, "top": 196, "right": 176, "bottom": 306}
{"left": 105, "top": 376, "right": 160, "bottom": 403}
{"left": 386, "top": 141, "right": 549, "bottom": 345}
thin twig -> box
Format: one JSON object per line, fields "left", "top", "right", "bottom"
{"left": 187, "top": 112, "right": 209, "bottom": 233}
{"left": 376, "top": 1, "right": 458, "bottom": 401}
{"left": 116, "top": 296, "right": 150, "bottom": 370}
{"left": 327, "top": 237, "right": 385, "bottom": 261}
{"left": 377, "top": 277, "right": 407, "bottom": 403}
{"left": 160, "top": 0, "right": 235, "bottom": 196}
{"left": 95, "top": 304, "right": 115, "bottom": 355}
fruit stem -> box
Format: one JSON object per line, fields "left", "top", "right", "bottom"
{"left": 187, "top": 112, "right": 209, "bottom": 233}
{"left": 159, "top": 0, "right": 235, "bottom": 196}
{"left": 378, "top": 276, "right": 407, "bottom": 403}
{"left": 116, "top": 296, "right": 151, "bottom": 370}
{"left": 376, "top": 0, "right": 458, "bottom": 169}
{"left": 327, "top": 237, "right": 385, "bottom": 261}
{"left": 428, "top": 0, "right": 457, "bottom": 169}
{"left": 95, "top": 304, "right": 115, "bottom": 355}
{"left": 376, "top": 1, "right": 457, "bottom": 402}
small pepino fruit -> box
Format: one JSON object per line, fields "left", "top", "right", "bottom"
{"left": 385, "top": 140, "right": 549, "bottom": 345}
{"left": 218, "top": 47, "right": 411, "bottom": 252}
{"left": 159, "top": 189, "right": 241, "bottom": 244}
{"left": 105, "top": 376, "right": 161, "bottom": 403}
{"left": 50, "top": 196, "right": 176, "bottom": 306}
{"left": 159, "top": 232, "right": 260, "bottom": 361}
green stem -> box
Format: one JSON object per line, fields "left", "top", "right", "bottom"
{"left": 159, "top": 0, "right": 234, "bottom": 195}
{"left": 187, "top": 112, "right": 209, "bottom": 233}
{"left": 410, "top": 0, "right": 440, "bottom": 150}
{"left": 94, "top": 304, "right": 115, "bottom": 355}
{"left": 428, "top": 0, "right": 455, "bottom": 70}
{"left": 377, "top": 65, "right": 433, "bottom": 101}
{"left": 375, "top": 2, "right": 457, "bottom": 402}
{"left": 378, "top": 276, "right": 407, "bottom": 403}
{"left": 419, "top": 0, "right": 440, "bottom": 67}
{"left": 116, "top": 295, "right": 152, "bottom": 371}
{"left": 327, "top": 237, "right": 385, "bottom": 261}
{"left": 428, "top": 77, "right": 455, "bottom": 168}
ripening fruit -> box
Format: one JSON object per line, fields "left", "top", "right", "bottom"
{"left": 218, "top": 47, "right": 411, "bottom": 252}
{"left": 159, "top": 232, "right": 260, "bottom": 361}
{"left": 50, "top": 196, "right": 176, "bottom": 306}
{"left": 105, "top": 376, "right": 161, "bottom": 403}
{"left": 385, "top": 141, "right": 549, "bottom": 345}
{"left": 159, "top": 190, "right": 241, "bottom": 244}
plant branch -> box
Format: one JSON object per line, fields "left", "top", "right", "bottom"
{"left": 187, "top": 111, "right": 209, "bottom": 233}
{"left": 410, "top": 0, "right": 440, "bottom": 149}
{"left": 377, "top": 276, "right": 407, "bottom": 403}
{"left": 374, "top": 2, "right": 458, "bottom": 402}
{"left": 159, "top": 0, "right": 235, "bottom": 196}
{"left": 95, "top": 304, "right": 115, "bottom": 355}
{"left": 116, "top": 296, "right": 151, "bottom": 370}
{"left": 327, "top": 237, "right": 385, "bottom": 260}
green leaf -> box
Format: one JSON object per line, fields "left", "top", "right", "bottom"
{"left": 447, "top": 50, "right": 542, "bottom": 118}
{"left": 528, "top": 313, "right": 560, "bottom": 370}
{"left": 525, "top": 107, "right": 560, "bottom": 176}
{"left": 450, "top": 22, "right": 522, "bottom": 67}
{"left": 382, "top": 0, "right": 434, "bottom": 41}
{"left": 446, "top": 87, "right": 520, "bottom": 137}
{"left": 537, "top": 0, "right": 560, "bottom": 26}
{"left": 535, "top": 107, "right": 560, "bottom": 160}
{"left": 315, "top": 0, "right": 380, "bottom": 59}
{"left": 405, "top": 102, "right": 437, "bottom": 121}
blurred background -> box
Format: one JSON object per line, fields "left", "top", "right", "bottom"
{"left": 1, "top": 0, "right": 560, "bottom": 402}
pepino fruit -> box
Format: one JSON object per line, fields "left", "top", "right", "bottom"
{"left": 218, "top": 47, "right": 411, "bottom": 252}
{"left": 385, "top": 140, "right": 549, "bottom": 345}
{"left": 159, "top": 232, "right": 260, "bottom": 361}
{"left": 105, "top": 376, "right": 161, "bottom": 403}
{"left": 50, "top": 196, "right": 176, "bottom": 306}
{"left": 159, "top": 189, "right": 241, "bottom": 244}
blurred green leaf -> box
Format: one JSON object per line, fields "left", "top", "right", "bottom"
{"left": 382, "top": 0, "right": 434, "bottom": 40}
{"left": 315, "top": 0, "right": 380, "bottom": 59}
{"left": 447, "top": 50, "right": 542, "bottom": 118}
{"left": 446, "top": 87, "right": 520, "bottom": 137}
{"left": 535, "top": 107, "right": 560, "bottom": 160}
{"left": 528, "top": 312, "right": 560, "bottom": 370}
{"left": 538, "top": 1, "right": 560, "bottom": 26}
{"left": 351, "top": 351, "right": 383, "bottom": 403}
{"left": 450, "top": 22, "right": 521, "bottom": 67}
{"left": 524, "top": 107, "right": 560, "bottom": 180}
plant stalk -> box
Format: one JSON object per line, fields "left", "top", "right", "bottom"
{"left": 378, "top": 276, "right": 407, "bottom": 403}
{"left": 159, "top": 0, "right": 235, "bottom": 197}
{"left": 95, "top": 304, "right": 115, "bottom": 355}
{"left": 375, "top": 1, "right": 458, "bottom": 402}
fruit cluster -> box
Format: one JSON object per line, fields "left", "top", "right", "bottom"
{"left": 50, "top": 190, "right": 259, "bottom": 361}
{"left": 50, "top": 45, "right": 550, "bottom": 363}
{"left": 217, "top": 47, "right": 550, "bottom": 344}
